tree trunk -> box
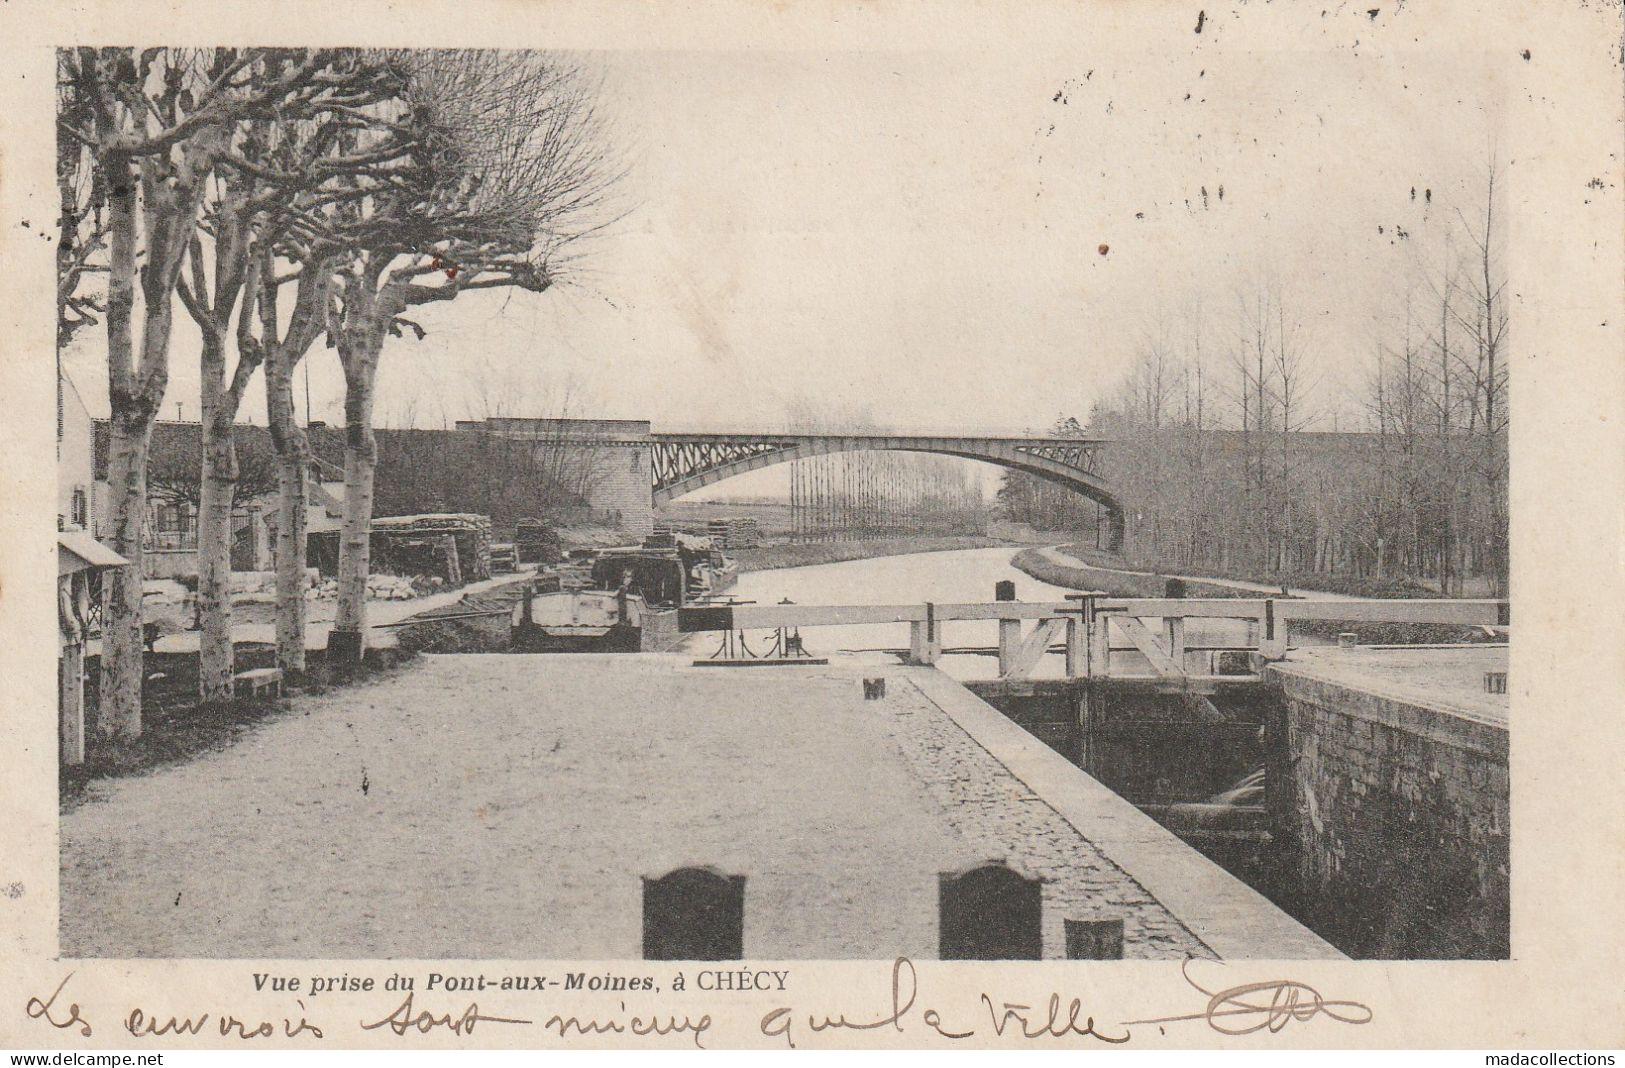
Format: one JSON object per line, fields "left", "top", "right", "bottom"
{"left": 275, "top": 452, "right": 310, "bottom": 673}
{"left": 87, "top": 84, "right": 219, "bottom": 746}
{"left": 197, "top": 336, "right": 238, "bottom": 702}
{"left": 331, "top": 339, "right": 381, "bottom": 663}
{"left": 98, "top": 415, "right": 152, "bottom": 744}
{"left": 265, "top": 326, "right": 316, "bottom": 676}
{"left": 96, "top": 149, "right": 149, "bottom": 745}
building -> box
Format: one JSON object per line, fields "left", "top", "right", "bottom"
{"left": 57, "top": 369, "right": 96, "bottom": 535}
{"left": 89, "top": 421, "right": 345, "bottom": 579}
{"left": 58, "top": 368, "right": 130, "bottom": 764}
{"left": 90, "top": 416, "right": 656, "bottom": 580}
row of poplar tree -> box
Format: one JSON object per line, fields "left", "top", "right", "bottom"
{"left": 788, "top": 451, "right": 988, "bottom": 542}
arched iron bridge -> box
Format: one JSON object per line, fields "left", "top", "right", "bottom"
{"left": 648, "top": 432, "right": 1123, "bottom": 550}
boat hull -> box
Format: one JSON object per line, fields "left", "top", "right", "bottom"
{"left": 510, "top": 622, "right": 642, "bottom": 653}
{"left": 511, "top": 588, "right": 645, "bottom": 653}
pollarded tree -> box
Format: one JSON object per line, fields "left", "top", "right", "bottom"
{"left": 56, "top": 84, "right": 109, "bottom": 352}
{"left": 58, "top": 47, "right": 351, "bottom": 742}
{"left": 252, "top": 246, "right": 344, "bottom": 677}
{"left": 322, "top": 50, "right": 620, "bottom": 661}
{"left": 176, "top": 50, "right": 410, "bottom": 699}
{"left": 60, "top": 48, "right": 227, "bottom": 742}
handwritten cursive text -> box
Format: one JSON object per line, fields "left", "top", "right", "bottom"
{"left": 360, "top": 992, "right": 531, "bottom": 1037}
{"left": 1123, "top": 957, "right": 1374, "bottom": 1036}
{"left": 25, "top": 973, "right": 92, "bottom": 1038}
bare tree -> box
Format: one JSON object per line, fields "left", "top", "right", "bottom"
{"left": 55, "top": 90, "right": 109, "bottom": 351}
{"left": 1269, "top": 294, "right": 1318, "bottom": 572}
{"left": 324, "top": 51, "right": 620, "bottom": 661}
{"left": 146, "top": 427, "right": 278, "bottom": 509}
{"left": 176, "top": 50, "right": 407, "bottom": 698}
{"left": 1225, "top": 281, "right": 1281, "bottom": 571}
{"left": 1455, "top": 158, "right": 1511, "bottom": 596}
{"left": 1177, "top": 302, "right": 1213, "bottom": 568}
{"left": 249, "top": 256, "right": 340, "bottom": 675}
{"left": 58, "top": 47, "right": 309, "bottom": 742}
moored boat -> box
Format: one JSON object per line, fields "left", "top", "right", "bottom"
{"left": 509, "top": 532, "right": 734, "bottom": 652}
{"left": 510, "top": 584, "right": 644, "bottom": 652}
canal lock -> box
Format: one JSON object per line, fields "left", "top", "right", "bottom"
{"left": 967, "top": 679, "right": 1311, "bottom": 938}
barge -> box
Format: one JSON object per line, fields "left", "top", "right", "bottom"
{"left": 511, "top": 533, "right": 735, "bottom": 652}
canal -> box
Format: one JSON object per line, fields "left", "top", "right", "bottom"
{"left": 702, "top": 544, "right": 1273, "bottom": 679}
{"left": 407, "top": 543, "right": 1495, "bottom": 959}
{"left": 714, "top": 544, "right": 1299, "bottom": 929}
{"left": 693, "top": 546, "right": 1075, "bottom": 678}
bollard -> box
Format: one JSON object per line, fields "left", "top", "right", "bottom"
{"left": 996, "top": 582, "right": 1020, "bottom": 674}
{"left": 908, "top": 604, "right": 941, "bottom": 665}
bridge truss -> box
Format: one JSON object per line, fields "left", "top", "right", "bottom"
{"left": 648, "top": 432, "right": 1124, "bottom": 548}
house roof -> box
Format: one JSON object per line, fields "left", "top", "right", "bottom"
{"left": 92, "top": 421, "right": 344, "bottom": 484}
{"left": 59, "top": 530, "right": 129, "bottom": 575}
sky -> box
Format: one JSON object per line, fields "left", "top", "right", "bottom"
{"left": 63, "top": 42, "right": 1506, "bottom": 447}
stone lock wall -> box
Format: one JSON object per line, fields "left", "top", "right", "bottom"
{"left": 1269, "top": 670, "right": 1510, "bottom": 959}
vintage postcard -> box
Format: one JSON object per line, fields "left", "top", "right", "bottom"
{"left": 1, "top": 0, "right": 1622, "bottom": 1053}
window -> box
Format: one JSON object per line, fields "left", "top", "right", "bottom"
{"left": 71, "top": 488, "right": 87, "bottom": 529}
{"left": 150, "top": 501, "right": 198, "bottom": 551}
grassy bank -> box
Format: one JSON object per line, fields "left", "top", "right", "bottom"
{"left": 732, "top": 535, "right": 1016, "bottom": 573}
{"left": 1016, "top": 546, "right": 1499, "bottom": 645}
{"left": 1054, "top": 542, "right": 1448, "bottom": 600}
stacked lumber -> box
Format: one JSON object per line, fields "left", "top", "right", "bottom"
{"left": 370, "top": 513, "right": 493, "bottom": 583}
{"left": 704, "top": 517, "right": 761, "bottom": 548}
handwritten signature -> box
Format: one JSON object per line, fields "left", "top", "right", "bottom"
{"left": 1123, "top": 957, "right": 1374, "bottom": 1036}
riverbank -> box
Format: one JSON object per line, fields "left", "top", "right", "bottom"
{"left": 732, "top": 535, "right": 1022, "bottom": 573}
{"left": 1010, "top": 546, "right": 1258, "bottom": 599}
{"left": 1048, "top": 542, "right": 1452, "bottom": 600}
{"left": 1013, "top": 545, "right": 1501, "bottom": 645}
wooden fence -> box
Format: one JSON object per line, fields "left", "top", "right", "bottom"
{"left": 677, "top": 596, "right": 1509, "bottom": 687}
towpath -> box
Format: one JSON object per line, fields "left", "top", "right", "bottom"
{"left": 1032, "top": 545, "right": 1361, "bottom": 600}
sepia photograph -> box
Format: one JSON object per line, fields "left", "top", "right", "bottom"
{"left": 5, "top": 0, "right": 1623, "bottom": 1054}
{"left": 50, "top": 38, "right": 1513, "bottom": 965}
